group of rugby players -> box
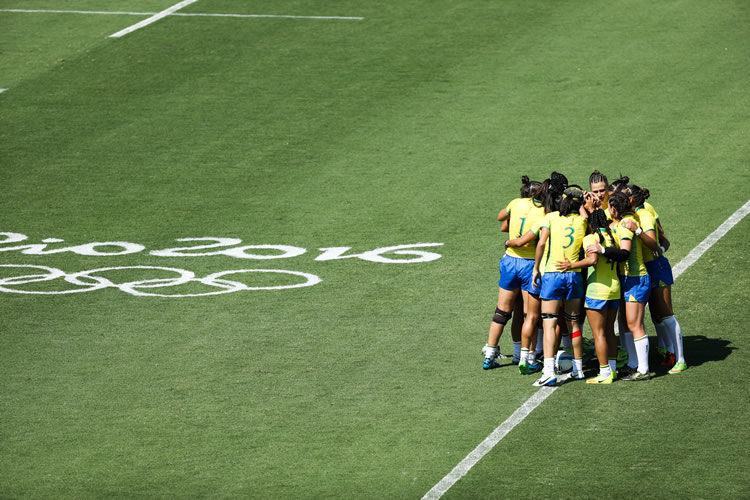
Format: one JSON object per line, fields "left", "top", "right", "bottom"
{"left": 482, "top": 171, "right": 686, "bottom": 386}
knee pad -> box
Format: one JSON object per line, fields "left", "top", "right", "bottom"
{"left": 492, "top": 307, "right": 512, "bottom": 325}
{"left": 541, "top": 313, "right": 559, "bottom": 321}
{"left": 562, "top": 311, "right": 581, "bottom": 322}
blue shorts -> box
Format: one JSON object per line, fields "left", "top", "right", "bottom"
{"left": 584, "top": 298, "right": 620, "bottom": 311}
{"left": 540, "top": 272, "right": 584, "bottom": 301}
{"left": 646, "top": 255, "right": 674, "bottom": 288}
{"left": 498, "top": 255, "right": 539, "bottom": 295}
{"left": 621, "top": 275, "right": 651, "bottom": 303}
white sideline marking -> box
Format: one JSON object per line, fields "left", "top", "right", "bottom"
{"left": 422, "top": 199, "right": 750, "bottom": 500}
{"left": 0, "top": 88, "right": 7, "bottom": 94}
{"left": 109, "top": 0, "right": 198, "bottom": 38}
{"left": 0, "top": 8, "right": 151, "bottom": 16}
{"left": 422, "top": 388, "right": 556, "bottom": 500}
{"left": 672, "top": 200, "right": 750, "bottom": 279}
{"left": 0, "top": 8, "right": 364, "bottom": 21}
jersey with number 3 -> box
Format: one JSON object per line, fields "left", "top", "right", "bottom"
{"left": 504, "top": 197, "right": 546, "bottom": 259}
{"left": 539, "top": 211, "right": 587, "bottom": 273}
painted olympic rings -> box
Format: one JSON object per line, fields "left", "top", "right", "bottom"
{"left": 0, "top": 265, "right": 321, "bottom": 297}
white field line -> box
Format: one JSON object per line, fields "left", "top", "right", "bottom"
{"left": 672, "top": 200, "right": 750, "bottom": 279}
{"left": 0, "top": 8, "right": 364, "bottom": 21}
{"left": 0, "top": 88, "right": 7, "bottom": 94}
{"left": 109, "top": 0, "right": 198, "bottom": 38}
{"left": 0, "top": 8, "right": 151, "bottom": 16}
{"left": 422, "top": 199, "right": 750, "bottom": 500}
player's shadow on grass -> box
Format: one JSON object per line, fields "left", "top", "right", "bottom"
{"left": 682, "top": 335, "right": 735, "bottom": 366}
{"left": 651, "top": 335, "right": 735, "bottom": 376}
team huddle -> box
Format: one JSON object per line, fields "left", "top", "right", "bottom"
{"left": 482, "top": 171, "right": 686, "bottom": 386}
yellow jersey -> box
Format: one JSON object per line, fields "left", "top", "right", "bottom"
{"left": 539, "top": 212, "right": 587, "bottom": 273}
{"left": 635, "top": 205, "right": 659, "bottom": 263}
{"left": 583, "top": 232, "right": 620, "bottom": 300}
{"left": 644, "top": 201, "right": 659, "bottom": 220}
{"left": 504, "top": 197, "right": 546, "bottom": 259}
{"left": 611, "top": 215, "right": 648, "bottom": 276}
{"left": 601, "top": 198, "right": 611, "bottom": 220}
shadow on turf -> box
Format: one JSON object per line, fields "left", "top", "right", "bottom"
{"left": 650, "top": 335, "right": 735, "bottom": 378}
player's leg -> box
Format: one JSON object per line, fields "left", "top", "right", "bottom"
{"left": 510, "top": 294, "right": 524, "bottom": 363}
{"left": 657, "top": 284, "right": 686, "bottom": 373}
{"left": 622, "top": 279, "right": 652, "bottom": 381}
{"left": 563, "top": 298, "right": 585, "bottom": 379}
{"left": 585, "top": 302, "right": 613, "bottom": 384}
{"left": 617, "top": 292, "right": 637, "bottom": 374}
{"left": 519, "top": 291, "right": 541, "bottom": 374}
{"left": 534, "top": 272, "right": 565, "bottom": 386}
{"left": 483, "top": 287, "right": 519, "bottom": 369}
{"left": 604, "top": 304, "right": 619, "bottom": 377}
{"left": 534, "top": 298, "right": 561, "bottom": 386}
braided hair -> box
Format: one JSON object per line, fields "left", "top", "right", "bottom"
{"left": 588, "top": 208, "right": 615, "bottom": 245}
{"left": 589, "top": 170, "right": 608, "bottom": 186}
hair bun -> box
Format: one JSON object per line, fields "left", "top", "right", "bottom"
{"left": 521, "top": 175, "right": 530, "bottom": 185}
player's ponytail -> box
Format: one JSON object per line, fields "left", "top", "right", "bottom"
{"left": 630, "top": 184, "right": 651, "bottom": 208}
{"left": 608, "top": 192, "right": 633, "bottom": 220}
{"left": 587, "top": 208, "right": 611, "bottom": 244}
{"left": 559, "top": 186, "right": 584, "bottom": 216}
{"left": 520, "top": 175, "right": 535, "bottom": 198}
{"left": 540, "top": 171, "right": 569, "bottom": 213}
{"left": 610, "top": 175, "right": 631, "bottom": 195}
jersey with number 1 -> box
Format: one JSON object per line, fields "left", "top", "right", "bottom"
{"left": 539, "top": 211, "right": 587, "bottom": 273}
{"left": 504, "top": 197, "right": 546, "bottom": 259}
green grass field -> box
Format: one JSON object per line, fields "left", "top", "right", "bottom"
{"left": 1, "top": 0, "right": 749, "bottom": 497}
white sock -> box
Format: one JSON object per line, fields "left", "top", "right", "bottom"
{"left": 600, "top": 364, "right": 612, "bottom": 378}
{"left": 561, "top": 335, "right": 572, "bottom": 350}
{"left": 519, "top": 348, "right": 529, "bottom": 366}
{"left": 634, "top": 335, "right": 650, "bottom": 374}
{"left": 543, "top": 357, "right": 554, "bottom": 377}
{"left": 622, "top": 332, "right": 638, "bottom": 369}
{"left": 573, "top": 358, "right": 583, "bottom": 375}
{"left": 528, "top": 350, "right": 537, "bottom": 364}
{"left": 513, "top": 341, "right": 521, "bottom": 358}
{"left": 654, "top": 320, "right": 674, "bottom": 353}
{"left": 484, "top": 344, "right": 498, "bottom": 359}
{"left": 663, "top": 316, "right": 685, "bottom": 363}
{"left": 535, "top": 329, "right": 544, "bottom": 354}
{"left": 608, "top": 358, "right": 617, "bottom": 372}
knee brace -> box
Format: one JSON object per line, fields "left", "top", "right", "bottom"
{"left": 540, "top": 312, "right": 559, "bottom": 321}
{"left": 562, "top": 311, "right": 581, "bottom": 323}
{"left": 492, "top": 307, "right": 512, "bottom": 325}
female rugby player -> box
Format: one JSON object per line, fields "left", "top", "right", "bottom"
{"left": 628, "top": 186, "right": 687, "bottom": 374}
{"left": 482, "top": 176, "right": 546, "bottom": 369}
{"left": 559, "top": 208, "right": 622, "bottom": 383}
{"left": 531, "top": 186, "right": 588, "bottom": 386}
{"left": 503, "top": 172, "right": 569, "bottom": 374}
{"left": 594, "top": 192, "right": 653, "bottom": 380}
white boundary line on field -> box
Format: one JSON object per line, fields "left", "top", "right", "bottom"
{"left": 422, "top": 199, "right": 750, "bottom": 500}
{"left": 0, "top": 8, "right": 365, "bottom": 21}
{"left": 672, "top": 200, "right": 750, "bottom": 278}
{"left": 109, "top": 0, "right": 198, "bottom": 38}
{"left": 0, "top": 88, "right": 7, "bottom": 94}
